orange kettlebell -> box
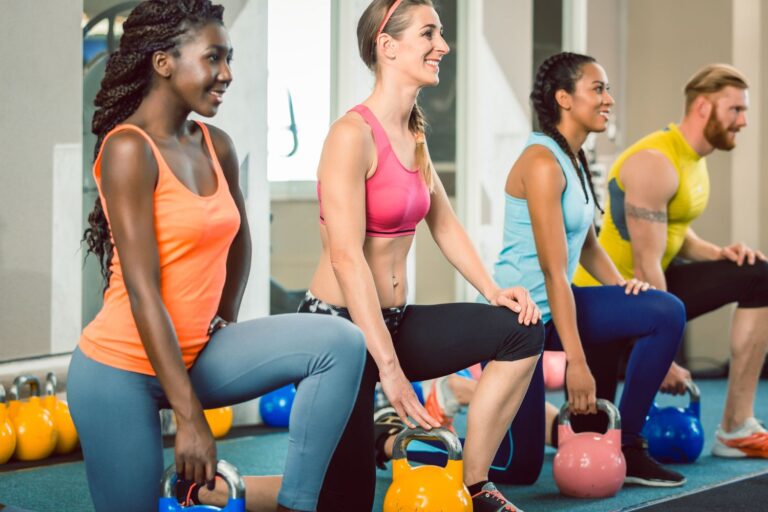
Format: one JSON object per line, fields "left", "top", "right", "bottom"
{"left": 0, "top": 385, "right": 17, "bottom": 464}
{"left": 383, "top": 427, "right": 472, "bottom": 511}
{"left": 204, "top": 406, "right": 234, "bottom": 439}
{"left": 10, "top": 375, "right": 58, "bottom": 461}
{"left": 7, "top": 382, "right": 21, "bottom": 421}
{"left": 43, "top": 373, "right": 79, "bottom": 455}
{"left": 553, "top": 399, "right": 626, "bottom": 498}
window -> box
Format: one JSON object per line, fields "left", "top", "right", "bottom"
{"left": 267, "top": 0, "right": 331, "bottom": 182}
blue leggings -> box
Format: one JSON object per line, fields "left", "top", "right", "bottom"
{"left": 410, "top": 285, "right": 685, "bottom": 484}
{"left": 576, "top": 259, "right": 768, "bottom": 444}
{"left": 67, "top": 314, "right": 366, "bottom": 512}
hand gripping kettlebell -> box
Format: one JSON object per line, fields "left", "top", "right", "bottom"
{"left": 43, "top": 373, "right": 79, "bottom": 455}
{"left": 159, "top": 459, "right": 246, "bottom": 511}
{"left": 9, "top": 375, "right": 58, "bottom": 461}
{"left": 553, "top": 399, "right": 627, "bottom": 498}
{"left": 642, "top": 380, "right": 704, "bottom": 463}
{"left": 0, "top": 384, "right": 16, "bottom": 464}
{"left": 383, "top": 427, "right": 471, "bottom": 512}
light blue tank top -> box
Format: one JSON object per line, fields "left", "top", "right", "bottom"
{"left": 491, "top": 132, "right": 595, "bottom": 323}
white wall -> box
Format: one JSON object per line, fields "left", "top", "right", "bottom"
{"left": 211, "top": 0, "right": 270, "bottom": 320}
{"left": 457, "top": 0, "right": 533, "bottom": 301}
{"left": 591, "top": 0, "right": 767, "bottom": 369}
{"left": 0, "top": 0, "right": 83, "bottom": 360}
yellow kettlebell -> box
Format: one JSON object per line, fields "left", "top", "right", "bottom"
{"left": 43, "top": 373, "right": 79, "bottom": 455}
{"left": 7, "top": 382, "right": 21, "bottom": 421}
{"left": 204, "top": 406, "right": 234, "bottom": 439}
{"left": 383, "top": 427, "right": 472, "bottom": 512}
{"left": 10, "top": 375, "right": 57, "bottom": 461}
{"left": 0, "top": 384, "right": 17, "bottom": 464}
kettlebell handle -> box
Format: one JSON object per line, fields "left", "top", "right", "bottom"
{"left": 558, "top": 398, "right": 622, "bottom": 431}
{"left": 392, "top": 427, "right": 463, "bottom": 461}
{"left": 44, "top": 373, "right": 58, "bottom": 397}
{"left": 0, "top": 384, "right": 5, "bottom": 404}
{"left": 160, "top": 460, "right": 245, "bottom": 500}
{"left": 12, "top": 375, "right": 41, "bottom": 398}
{"left": 684, "top": 380, "right": 700, "bottom": 403}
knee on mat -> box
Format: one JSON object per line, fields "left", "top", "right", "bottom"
{"left": 492, "top": 454, "right": 544, "bottom": 486}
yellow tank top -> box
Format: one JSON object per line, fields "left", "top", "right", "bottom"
{"left": 573, "top": 123, "right": 709, "bottom": 286}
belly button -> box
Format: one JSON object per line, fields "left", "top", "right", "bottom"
{"left": 392, "top": 275, "right": 399, "bottom": 288}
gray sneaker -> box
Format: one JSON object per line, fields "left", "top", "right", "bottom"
{"left": 471, "top": 482, "right": 521, "bottom": 512}
{"left": 373, "top": 407, "right": 405, "bottom": 469}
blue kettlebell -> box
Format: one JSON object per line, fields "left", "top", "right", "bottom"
{"left": 158, "top": 460, "right": 245, "bottom": 511}
{"left": 642, "top": 380, "right": 704, "bottom": 463}
{"left": 259, "top": 384, "right": 296, "bottom": 427}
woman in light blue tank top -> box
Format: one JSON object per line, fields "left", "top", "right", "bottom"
{"left": 492, "top": 52, "right": 689, "bottom": 488}
{"left": 409, "top": 53, "right": 689, "bottom": 492}
{"left": 493, "top": 131, "right": 595, "bottom": 324}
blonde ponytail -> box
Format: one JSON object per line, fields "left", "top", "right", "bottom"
{"left": 409, "top": 101, "right": 434, "bottom": 191}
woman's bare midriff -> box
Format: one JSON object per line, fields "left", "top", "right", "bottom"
{"left": 308, "top": 225, "right": 414, "bottom": 308}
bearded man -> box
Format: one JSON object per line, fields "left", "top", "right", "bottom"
{"left": 574, "top": 63, "right": 768, "bottom": 459}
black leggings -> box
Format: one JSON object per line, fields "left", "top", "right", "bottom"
{"left": 298, "top": 294, "right": 544, "bottom": 511}
{"left": 571, "top": 259, "right": 768, "bottom": 436}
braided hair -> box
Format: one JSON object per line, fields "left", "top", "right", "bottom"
{"left": 530, "top": 52, "right": 603, "bottom": 212}
{"left": 83, "top": 0, "right": 224, "bottom": 289}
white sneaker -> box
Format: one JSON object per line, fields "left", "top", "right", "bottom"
{"left": 712, "top": 417, "right": 768, "bottom": 458}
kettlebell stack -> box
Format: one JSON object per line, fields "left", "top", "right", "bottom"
{"left": 8, "top": 374, "right": 58, "bottom": 461}
{"left": 43, "top": 372, "right": 79, "bottom": 455}
{"left": 0, "top": 384, "right": 16, "bottom": 464}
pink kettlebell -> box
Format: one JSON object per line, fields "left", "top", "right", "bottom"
{"left": 542, "top": 351, "right": 566, "bottom": 390}
{"left": 553, "top": 399, "right": 626, "bottom": 498}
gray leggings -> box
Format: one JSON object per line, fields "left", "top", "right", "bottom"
{"left": 67, "top": 313, "right": 366, "bottom": 512}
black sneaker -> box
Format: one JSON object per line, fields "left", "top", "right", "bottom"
{"left": 373, "top": 407, "right": 405, "bottom": 469}
{"left": 471, "top": 482, "right": 521, "bottom": 512}
{"left": 623, "top": 438, "right": 686, "bottom": 487}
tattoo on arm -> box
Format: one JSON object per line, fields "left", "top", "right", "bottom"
{"left": 625, "top": 202, "right": 668, "bottom": 223}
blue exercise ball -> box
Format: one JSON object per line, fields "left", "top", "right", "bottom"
{"left": 455, "top": 368, "right": 473, "bottom": 380}
{"left": 411, "top": 381, "right": 425, "bottom": 404}
{"left": 259, "top": 384, "right": 296, "bottom": 427}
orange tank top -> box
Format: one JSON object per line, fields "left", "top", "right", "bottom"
{"left": 79, "top": 122, "right": 241, "bottom": 376}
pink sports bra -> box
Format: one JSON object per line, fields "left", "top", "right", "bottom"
{"left": 318, "top": 104, "right": 431, "bottom": 237}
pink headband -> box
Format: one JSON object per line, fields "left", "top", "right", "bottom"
{"left": 377, "top": 0, "right": 404, "bottom": 38}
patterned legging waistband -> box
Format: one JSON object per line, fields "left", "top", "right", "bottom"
{"left": 299, "top": 290, "right": 406, "bottom": 334}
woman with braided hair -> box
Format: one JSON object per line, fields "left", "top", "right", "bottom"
{"left": 68, "top": 1, "right": 366, "bottom": 511}
{"left": 299, "top": 1, "right": 544, "bottom": 510}
{"left": 397, "top": 52, "right": 690, "bottom": 490}
{"left": 483, "top": 52, "right": 688, "bottom": 487}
